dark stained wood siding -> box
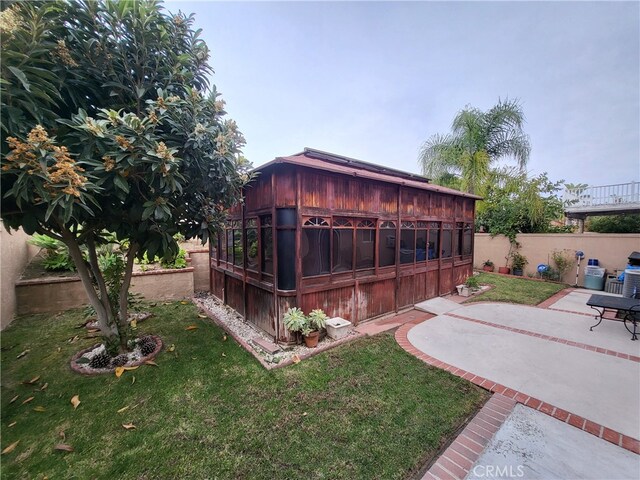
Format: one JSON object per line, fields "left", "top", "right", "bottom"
{"left": 213, "top": 159, "right": 476, "bottom": 343}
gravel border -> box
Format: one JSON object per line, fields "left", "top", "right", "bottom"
{"left": 193, "top": 292, "right": 363, "bottom": 368}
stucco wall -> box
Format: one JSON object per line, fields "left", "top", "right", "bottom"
{"left": 187, "top": 248, "right": 210, "bottom": 292}
{"left": 474, "top": 233, "right": 640, "bottom": 284}
{"left": 15, "top": 268, "right": 195, "bottom": 315}
{"left": 1, "top": 227, "right": 39, "bottom": 329}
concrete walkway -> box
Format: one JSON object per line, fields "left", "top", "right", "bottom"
{"left": 406, "top": 303, "right": 640, "bottom": 439}
{"left": 468, "top": 404, "right": 640, "bottom": 480}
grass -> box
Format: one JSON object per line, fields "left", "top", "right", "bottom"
{"left": 466, "top": 272, "right": 566, "bottom": 305}
{"left": 1, "top": 302, "right": 488, "bottom": 479}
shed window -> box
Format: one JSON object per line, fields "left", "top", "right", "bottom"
{"left": 260, "top": 215, "right": 273, "bottom": 275}
{"left": 454, "top": 222, "right": 464, "bottom": 257}
{"left": 246, "top": 218, "right": 258, "bottom": 271}
{"left": 428, "top": 222, "right": 439, "bottom": 260}
{"left": 462, "top": 223, "right": 472, "bottom": 256}
{"left": 355, "top": 219, "right": 375, "bottom": 269}
{"left": 400, "top": 221, "right": 415, "bottom": 264}
{"left": 441, "top": 223, "right": 453, "bottom": 258}
{"left": 302, "top": 217, "right": 330, "bottom": 277}
{"left": 378, "top": 221, "right": 396, "bottom": 267}
{"left": 332, "top": 217, "right": 353, "bottom": 272}
{"left": 416, "top": 221, "right": 428, "bottom": 262}
{"left": 226, "top": 227, "right": 233, "bottom": 264}
{"left": 219, "top": 228, "right": 226, "bottom": 263}
{"left": 233, "top": 222, "right": 243, "bottom": 266}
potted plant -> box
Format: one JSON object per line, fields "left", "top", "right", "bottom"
{"left": 458, "top": 275, "right": 480, "bottom": 297}
{"left": 305, "top": 309, "right": 328, "bottom": 348}
{"left": 283, "top": 307, "right": 307, "bottom": 345}
{"left": 482, "top": 260, "right": 495, "bottom": 272}
{"left": 510, "top": 252, "right": 528, "bottom": 276}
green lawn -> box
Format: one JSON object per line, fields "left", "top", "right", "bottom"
{"left": 466, "top": 272, "right": 566, "bottom": 305}
{"left": 1, "top": 303, "right": 488, "bottom": 479}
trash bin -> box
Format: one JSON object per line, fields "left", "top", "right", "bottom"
{"left": 584, "top": 266, "right": 605, "bottom": 291}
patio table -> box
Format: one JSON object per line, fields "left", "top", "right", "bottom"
{"left": 587, "top": 294, "right": 639, "bottom": 341}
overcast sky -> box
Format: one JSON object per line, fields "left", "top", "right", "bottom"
{"left": 165, "top": 1, "right": 639, "bottom": 187}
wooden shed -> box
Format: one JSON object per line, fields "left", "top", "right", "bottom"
{"left": 210, "top": 148, "right": 479, "bottom": 343}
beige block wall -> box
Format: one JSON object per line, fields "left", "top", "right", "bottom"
{"left": 16, "top": 268, "right": 195, "bottom": 316}
{"left": 1, "top": 226, "right": 39, "bottom": 329}
{"left": 187, "top": 249, "right": 211, "bottom": 292}
{"left": 474, "top": 233, "right": 640, "bottom": 285}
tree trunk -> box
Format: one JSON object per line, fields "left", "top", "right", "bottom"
{"left": 59, "top": 228, "right": 117, "bottom": 341}
{"left": 117, "top": 243, "right": 139, "bottom": 351}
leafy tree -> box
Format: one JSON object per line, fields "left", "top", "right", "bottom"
{"left": 418, "top": 98, "right": 530, "bottom": 195}
{"left": 1, "top": 1, "right": 249, "bottom": 351}
{"left": 587, "top": 214, "right": 640, "bottom": 233}
{"left": 476, "top": 169, "right": 571, "bottom": 241}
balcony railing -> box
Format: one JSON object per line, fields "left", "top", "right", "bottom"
{"left": 564, "top": 182, "right": 640, "bottom": 210}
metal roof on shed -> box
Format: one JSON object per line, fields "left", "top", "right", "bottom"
{"left": 255, "top": 148, "right": 481, "bottom": 200}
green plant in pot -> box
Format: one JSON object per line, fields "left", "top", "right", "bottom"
{"left": 465, "top": 275, "right": 480, "bottom": 290}
{"left": 482, "top": 260, "right": 494, "bottom": 272}
{"left": 510, "top": 252, "right": 528, "bottom": 276}
{"left": 283, "top": 307, "right": 308, "bottom": 344}
{"left": 305, "top": 309, "right": 329, "bottom": 348}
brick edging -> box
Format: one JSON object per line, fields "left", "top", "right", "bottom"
{"left": 395, "top": 322, "right": 640, "bottom": 455}
{"left": 423, "top": 394, "right": 517, "bottom": 480}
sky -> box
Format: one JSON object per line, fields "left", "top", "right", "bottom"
{"left": 164, "top": 1, "right": 640, "bottom": 186}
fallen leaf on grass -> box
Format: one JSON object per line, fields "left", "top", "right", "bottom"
{"left": 21, "top": 396, "right": 34, "bottom": 405}
{"left": 33, "top": 406, "right": 46, "bottom": 412}
{"left": 122, "top": 423, "right": 136, "bottom": 430}
{"left": 22, "top": 376, "right": 40, "bottom": 385}
{"left": 87, "top": 328, "right": 100, "bottom": 333}
{"left": 302, "top": 412, "right": 308, "bottom": 416}
{"left": 115, "top": 367, "right": 125, "bottom": 378}
{"left": 198, "top": 314, "right": 207, "bottom": 319}
{"left": 167, "top": 344, "right": 176, "bottom": 352}
{"left": 180, "top": 301, "right": 188, "bottom": 305}
{"left": 2, "top": 441, "right": 19, "bottom": 455}
{"left": 123, "top": 366, "right": 139, "bottom": 371}
{"left": 54, "top": 444, "right": 74, "bottom": 452}
{"left": 221, "top": 353, "right": 226, "bottom": 357}
{"left": 185, "top": 325, "right": 198, "bottom": 331}
{"left": 131, "top": 376, "right": 136, "bottom": 385}
{"left": 16, "top": 349, "right": 30, "bottom": 359}
{"left": 9, "top": 395, "right": 19, "bottom": 404}
{"left": 59, "top": 430, "right": 66, "bottom": 441}
{"left": 8, "top": 422, "right": 16, "bottom": 428}
{"left": 130, "top": 319, "right": 137, "bottom": 329}
{"left": 70, "top": 395, "right": 80, "bottom": 410}
{"left": 57, "top": 347, "right": 61, "bottom": 353}
{"left": 40, "top": 383, "right": 49, "bottom": 391}
{"left": 292, "top": 355, "right": 301, "bottom": 364}
{"left": 117, "top": 406, "right": 129, "bottom": 414}
{"left": 67, "top": 335, "right": 79, "bottom": 344}
{"left": 144, "top": 360, "right": 158, "bottom": 366}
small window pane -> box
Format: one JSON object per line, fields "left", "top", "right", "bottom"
{"left": 219, "top": 231, "right": 226, "bottom": 262}
{"left": 428, "top": 228, "right": 439, "bottom": 260}
{"left": 226, "top": 229, "right": 233, "bottom": 264}
{"left": 379, "top": 229, "right": 396, "bottom": 267}
{"left": 441, "top": 229, "right": 452, "bottom": 258}
{"left": 462, "top": 224, "right": 472, "bottom": 256}
{"left": 302, "top": 229, "right": 330, "bottom": 276}
{"left": 246, "top": 227, "right": 258, "bottom": 270}
{"left": 355, "top": 229, "right": 375, "bottom": 269}
{"left": 233, "top": 229, "right": 243, "bottom": 266}
{"left": 261, "top": 225, "right": 273, "bottom": 274}
{"left": 332, "top": 229, "right": 353, "bottom": 272}
{"left": 416, "top": 229, "right": 427, "bottom": 262}
{"left": 400, "top": 228, "right": 415, "bottom": 264}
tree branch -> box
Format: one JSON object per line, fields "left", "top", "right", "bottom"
{"left": 86, "top": 235, "right": 111, "bottom": 315}
{"left": 118, "top": 241, "right": 139, "bottom": 329}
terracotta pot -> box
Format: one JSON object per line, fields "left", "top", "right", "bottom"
{"left": 303, "top": 331, "right": 320, "bottom": 348}
{"left": 498, "top": 266, "right": 511, "bottom": 274}
{"left": 482, "top": 265, "right": 495, "bottom": 272}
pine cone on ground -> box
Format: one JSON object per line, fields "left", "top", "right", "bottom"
{"left": 111, "top": 354, "right": 128, "bottom": 367}
{"left": 138, "top": 336, "right": 156, "bottom": 356}
{"left": 89, "top": 351, "right": 112, "bottom": 369}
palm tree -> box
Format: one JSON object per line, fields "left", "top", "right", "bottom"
{"left": 418, "top": 98, "right": 531, "bottom": 195}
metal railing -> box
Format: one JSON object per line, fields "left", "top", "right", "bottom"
{"left": 564, "top": 181, "right": 640, "bottom": 209}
